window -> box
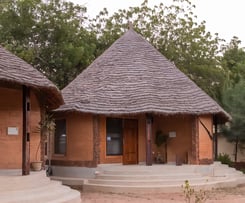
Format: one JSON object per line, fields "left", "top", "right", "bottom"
{"left": 54, "top": 119, "right": 66, "bottom": 154}
{"left": 106, "top": 118, "right": 123, "bottom": 156}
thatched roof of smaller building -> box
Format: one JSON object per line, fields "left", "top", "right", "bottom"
{"left": 57, "top": 28, "right": 230, "bottom": 122}
{"left": 0, "top": 46, "right": 63, "bottom": 109}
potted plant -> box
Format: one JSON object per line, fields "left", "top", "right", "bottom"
{"left": 31, "top": 113, "right": 55, "bottom": 171}
{"left": 155, "top": 130, "right": 168, "bottom": 163}
{"left": 31, "top": 144, "right": 42, "bottom": 171}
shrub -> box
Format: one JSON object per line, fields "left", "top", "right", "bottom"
{"left": 182, "top": 180, "right": 208, "bottom": 203}
{"left": 217, "top": 153, "right": 232, "bottom": 166}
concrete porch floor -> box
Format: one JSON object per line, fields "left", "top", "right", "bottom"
{"left": 51, "top": 162, "right": 245, "bottom": 194}
{"left": 0, "top": 169, "right": 81, "bottom": 203}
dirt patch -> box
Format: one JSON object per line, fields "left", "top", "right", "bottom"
{"left": 74, "top": 184, "right": 245, "bottom": 203}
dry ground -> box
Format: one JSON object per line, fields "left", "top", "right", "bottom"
{"left": 73, "top": 184, "right": 245, "bottom": 203}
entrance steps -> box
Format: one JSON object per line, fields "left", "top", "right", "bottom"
{"left": 83, "top": 162, "right": 245, "bottom": 194}
{"left": 0, "top": 170, "right": 81, "bottom": 203}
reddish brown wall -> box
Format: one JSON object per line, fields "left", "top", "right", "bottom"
{"left": 99, "top": 115, "right": 194, "bottom": 165}
{"left": 153, "top": 115, "right": 192, "bottom": 164}
{"left": 52, "top": 113, "right": 94, "bottom": 163}
{"left": 0, "top": 87, "right": 41, "bottom": 169}
{"left": 51, "top": 113, "right": 213, "bottom": 167}
{"left": 198, "top": 115, "right": 213, "bottom": 164}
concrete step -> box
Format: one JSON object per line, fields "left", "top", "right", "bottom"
{"left": 82, "top": 163, "right": 245, "bottom": 194}
{"left": 0, "top": 172, "right": 51, "bottom": 191}
{"left": 88, "top": 176, "right": 226, "bottom": 186}
{"left": 100, "top": 170, "right": 198, "bottom": 175}
{"left": 0, "top": 181, "right": 63, "bottom": 196}
{"left": 83, "top": 176, "right": 245, "bottom": 194}
{"left": 83, "top": 182, "right": 184, "bottom": 193}
{"left": 0, "top": 171, "right": 81, "bottom": 203}
{"left": 0, "top": 172, "right": 50, "bottom": 191}
{"left": 213, "top": 167, "right": 244, "bottom": 177}
{"left": 97, "top": 165, "right": 198, "bottom": 175}
{"left": 95, "top": 173, "right": 202, "bottom": 180}
{"left": 0, "top": 187, "right": 81, "bottom": 203}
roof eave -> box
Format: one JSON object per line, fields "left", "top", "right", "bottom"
{"left": 54, "top": 106, "right": 231, "bottom": 123}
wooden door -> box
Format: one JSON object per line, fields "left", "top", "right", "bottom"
{"left": 123, "top": 119, "right": 138, "bottom": 165}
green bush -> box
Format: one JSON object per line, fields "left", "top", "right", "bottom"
{"left": 238, "top": 167, "right": 245, "bottom": 174}
{"left": 217, "top": 153, "right": 232, "bottom": 166}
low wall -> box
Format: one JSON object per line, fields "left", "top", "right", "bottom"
{"left": 218, "top": 135, "right": 245, "bottom": 162}
{"left": 51, "top": 166, "right": 96, "bottom": 179}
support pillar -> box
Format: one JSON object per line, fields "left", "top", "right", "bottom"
{"left": 22, "top": 86, "right": 30, "bottom": 175}
{"left": 146, "top": 114, "right": 153, "bottom": 166}
{"left": 213, "top": 115, "right": 218, "bottom": 160}
{"left": 93, "top": 115, "right": 100, "bottom": 166}
{"left": 191, "top": 116, "right": 199, "bottom": 164}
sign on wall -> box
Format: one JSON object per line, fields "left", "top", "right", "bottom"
{"left": 7, "top": 127, "right": 18, "bottom": 135}
{"left": 169, "top": 131, "right": 176, "bottom": 138}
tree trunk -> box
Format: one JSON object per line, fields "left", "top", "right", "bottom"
{"left": 234, "top": 136, "right": 238, "bottom": 162}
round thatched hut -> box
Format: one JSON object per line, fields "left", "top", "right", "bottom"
{"left": 0, "top": 46, "right": 63, "bottom": 174}
{"left": 52, "top": 28, "right": 229, "bottom": 172}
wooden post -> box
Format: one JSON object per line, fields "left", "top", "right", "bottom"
{"left": 22, "top": 86, "right": 30, "bottom": 175}
{"left": 191, "top": 116, "right": 199, "bottom": 164}
{"left": 40, "top": 108, "right": 46, "bottom": 168}
{"left": 234, "top": 136, "right": 238, "bottom": 163}
{"left": 213, "top": 115, "right": 218, "bottom": 160}
{"left": 146, "top": 114, "right": 153, "bottom": 166}
{"left": 47, "top": 127, "right": 52, "bottom": 174}
{"left": 93, "top": 115, "right": 100, "bottom": 166}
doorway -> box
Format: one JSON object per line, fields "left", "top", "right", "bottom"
{"left": 123, "top": 119, "right": 138, "bottom": 165}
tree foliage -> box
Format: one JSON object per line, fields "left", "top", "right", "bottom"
{"left": 221, "top": 38, "right": 245, "bottom": 150}
{"left": 222, "top": 80, "right": 245, "bottom": 145}
{"left": 0, "top": 0, "right": 236, "bottom": 103}
{"left": 0, "top": 0, "right": 96, "bottom": 88}
{"left": 89, "top": 0, "right": 226, "bottom": 101}
{"left": 221, "top": 36, "right": 245, "bottom": 87}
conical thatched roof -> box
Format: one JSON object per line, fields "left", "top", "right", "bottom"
{"left": 0, "top": 46, "right": 63, "bottom": 109}
{"left": 57, "top": 28, "right": 229, "bottom": 122}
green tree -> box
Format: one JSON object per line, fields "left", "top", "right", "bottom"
{"left": 0, "top": 0, "right": 96, "bottom": 88}
{"left": 0, "top": 0, "right": 39, "bottom": 61}
{"left": 220, "top": 38, "right": 245, "bottom": 162}
{"left": 221, "top": 36, "right": 245, "bottom": 87}
{"left": 222, "top": 81, "right": 245, "bottom": 161}
{"left": 90, "top": 0, "right": 226, "bottom": 101}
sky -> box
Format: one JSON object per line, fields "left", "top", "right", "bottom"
{"left": 71, "top": 0, "right": 245, "bottom": 47}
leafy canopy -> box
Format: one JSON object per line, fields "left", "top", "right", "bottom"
{"left": 0, "top": 0, "right": 234, "bottom": 102}
{"left": 222, "top": 80, "right": 245, "bottom": 144}
{"left": 221, "top": 38, "right": 245, "bottom": 146}
{"left": 0, "top": 0, "right": 96, "bottom": 88}
{"left": 89, "top": 0, "right": 226, "bottom": 101}
{"left": 221, "top": 37, "right": 245, "bottom": 87}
